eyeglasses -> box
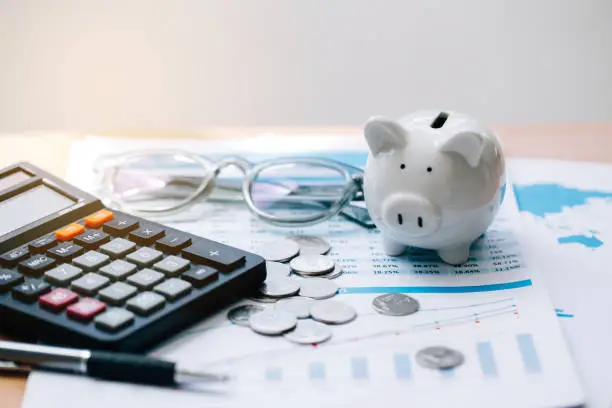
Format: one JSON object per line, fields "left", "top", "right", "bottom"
{"left": 92, "top": 149, "right": 374, "bottom": 228}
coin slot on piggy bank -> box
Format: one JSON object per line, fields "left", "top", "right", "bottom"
{"left": 362, "top": 110, "right": 506, "bottom": 265}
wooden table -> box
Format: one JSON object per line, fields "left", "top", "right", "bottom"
{"left": 1, "top": 124, "right": 611, "bottom": 407}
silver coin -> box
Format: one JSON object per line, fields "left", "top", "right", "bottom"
{"left": 298, "top": 278, "right": 338, "bottom": 299}
{"left": 415, "top": 346, "right": 465, "bottom": 370}
{"left": 284, "top": 319, "right": 332, "bottom": 344}
{"left": 227, "top": 304, "right": 265, "bottom": 326}
{"left": 310, "top": 300, "right": 357, "bottom": 324}
{"left": 254, "top": 239, "right": 300, "bottom": 262}
{"left": 248, "top": 293, "right": 279, "bottom": 304}
{"left": 287, "top": 235, "right": 331, "bottom": 255}
{"left": 318, "top": 264, "right": 344, "bottom": 279}
{"left": 275, "top": 297, "right": 315, "bottom": 319}
{"left": 290, "top": 254, "right": 335, "bottom": 276}
{"left": 266, "top": 261, "right": 291, "bottom": 278}
{"left": 249, "top": 309, "right": 298, "bottom": 335}
{"left": 372, "top": 293, "right": 420, "bottom": 316}
{"left": 259, "top": 276, "right": 300, "bottom": 298}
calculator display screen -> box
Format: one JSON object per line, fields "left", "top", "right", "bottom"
{"left": 0, "top": 184, "right": 76, "bottom": 236}
{"left": 0, "top": 170, "right": 31, "bottom": 191}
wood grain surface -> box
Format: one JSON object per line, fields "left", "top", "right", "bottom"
{"left": 1, "top": 124, "right": 611, "bottom": 407}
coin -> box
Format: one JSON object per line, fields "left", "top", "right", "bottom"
{"left": 290, "top": 254, "right": 335, "bottom": 276}
{"left": 298, "top": 278, "right": 338, "bottom": 299}
{"left": 254, "top": 239, "right": 300, "bottom": 262}
{"left": 310, "top": 300, "right": 357, "bottom": 324}
{"left": 415, "top": 346, "right": 465, "bottom": 370}
{"left": 372, "top": 293, "right": 420, "bottom": 316}
{"left": 266, "top": 261, "right": 291, "bottom": 278}
{"left": 249, "top": 309, "right": 298, "bottom": 335}
{"left": 227, "top": 304, "right": 265, "bottom": 326}
{"left": 319, "top": 264, "right": 344, "bottom": 279}
{"left": 275, "top": 297, "right": 315, "bottom": 319}
{"left": 287, "top": 235, "right": 331, "bottom": 255}
{"left": 259, "top": 276, "right": 300, "bottom": 298}
{"left": 248, "top": 293, "right": 279, "bottom": 304}
{"left": 284, "top": 319, "right": 332, "bottom": 344}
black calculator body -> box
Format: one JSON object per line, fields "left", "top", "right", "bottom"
{"left": 0, "top": 162, "right": 266, "bottom": 352}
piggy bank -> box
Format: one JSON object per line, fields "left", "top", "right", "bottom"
{"left": 362, "top": 110, "right": 506, "bottom": 265}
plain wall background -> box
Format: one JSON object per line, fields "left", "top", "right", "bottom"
{"left": 0, "top": 0, "right": 611, "bottom": 132}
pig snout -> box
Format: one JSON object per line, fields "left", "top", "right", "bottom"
{"left": 381, "top": 193, "right": 441, "bottom": 236}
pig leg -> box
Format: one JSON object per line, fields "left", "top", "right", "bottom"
{"left": 382, "top": 235, "right": 406, "bottom": 256}
{"left": 437, "top": 244, "right": 471, "bottom": 265}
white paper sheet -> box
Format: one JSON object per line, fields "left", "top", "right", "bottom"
{"left": 21, "top": 136, "right": 584, "bottom": 408}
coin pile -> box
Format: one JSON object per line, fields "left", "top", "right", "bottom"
{"left": 224, "top": 235, "right": 357, "bottom": 343}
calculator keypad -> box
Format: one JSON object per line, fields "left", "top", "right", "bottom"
{"left": 1, "top": 207, "right": 261, "bottom": 340}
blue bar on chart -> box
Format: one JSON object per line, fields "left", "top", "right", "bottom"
{"left": 393, "top": 353, "right": 412, "bottom": 380}
{"left": 265, "top": 367, "right": 283, "bottom": 381}
{"left": 476, "top": 341, "right": 498, "bottom": 377}
{"left": 516, "top": 333, "right": 541, "bottom": 373}
{"left": 351, "top": 357, "right": 369, "bottom": 380}
{"left": 309, "top": 362, "right": 326, "bottom": 380}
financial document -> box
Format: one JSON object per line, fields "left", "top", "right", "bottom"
{"left": 22, "top": 135, "right": 584, "bottom": 408}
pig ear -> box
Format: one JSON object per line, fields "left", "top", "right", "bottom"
{"left": 439, "top": 131, "right": 485, "bottom": 167}
{"left": 364, "top": 117, "right": 408, "bottom": 157}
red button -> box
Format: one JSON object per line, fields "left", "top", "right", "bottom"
{"left": 67, "top": 298, "right": 106, "bottom": 321}
{"left": 39, "top": 288, "right": 79, "bottom": 312}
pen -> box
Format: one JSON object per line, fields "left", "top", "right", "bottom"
{"left": 0, "top": 340, "right": 229, "bottom": 386}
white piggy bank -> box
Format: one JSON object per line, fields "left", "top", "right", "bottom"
{"left": 362, "top": 110, "right": 506, "bottom": 265}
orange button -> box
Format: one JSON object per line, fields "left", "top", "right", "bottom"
{"left": 84, "top": 209, "right": 114, "bottom": 228}
{"left": 55, "top": 223, "right": 85, "bottom": 241}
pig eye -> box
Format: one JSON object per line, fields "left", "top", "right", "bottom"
{"left": 400, "top": 164, "right": 406, "bottom": 169}
{"left": 426, "top": 167, "right": 432, "bottom": 173}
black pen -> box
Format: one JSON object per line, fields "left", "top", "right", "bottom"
{"left": 0, "top": 340, "right": 229, "bottom": 386}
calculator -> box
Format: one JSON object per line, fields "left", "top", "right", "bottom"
{"left": 0, "top": 161, "right": 266, "bottom": 352}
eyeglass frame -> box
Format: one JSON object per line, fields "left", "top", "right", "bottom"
{"left": 93, "top": 149, "right": 374, "bottom": 228}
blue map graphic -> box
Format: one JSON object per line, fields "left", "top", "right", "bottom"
{"left": 513, "top": 184, "right": 612, "bottom": 249}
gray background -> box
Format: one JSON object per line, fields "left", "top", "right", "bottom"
{"left": 0, "top": 0, "right": 610, "bottom": 131}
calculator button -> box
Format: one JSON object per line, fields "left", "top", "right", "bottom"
{"left": 44, "top": 264, "right": 83, "bottom": 286}
{"left": 94, "top": 308, "right": 135, "bottom": 332}
{"left": 126, "top": 268, "right": 165, "bottom": 290}
{"left": 126, "top": 292, "right": 165, "bottom": 316}
{"left": 128, "top": 225, "right": 165, "bottom": 245}
{"left": 99, "top": 238, "right": 136, "bottom": 258}
{"left": 84, "top": 209, "right": 114, "bottom": 228}
{"left": 47, "top": 242, "right": 84, "bottom": 261}
{"left": 67, "top": 298, "right": 107, "bottom": 321}
{"left": 99, "top": 282, "right": 138, "bottom": 306}
{"left": 103, "top": 216, "right": 139, "bottom": 236}
{"left": 153, "top": 278, "right": 192, "bottom": 301}
{"left": 0, "top": 246, "right": 29, "bottom": 267}
{"left": 99, "top": 260, "right": 137, "bottom": 280}
{"left": 156, "top": 235, "right": 192, "bottom": 254}
{"left": 0, "top": 269, "right": 24, "bottom": 292}
{"left": 70, "top": 272, "right": 110, "bottom": 296}
{"left": 181, "top": 265, "right": 218, "bottom": 288}
{"left": 19, "top": 254, "right": 56, "bottom": 276}
{"left": 74, "top": 230, "right": 110, "bottom": 249}
{"left": 126, "top": 247, "right": 163, "bottom": 267}
{"left": 12, "top": 279, "right": 51, "bottom": 302}
{"left": 73, "top": 250, "right": 110, "bottom": 271}
{"left": 38, "top": 288, "right": 79, "bottom": 312}
{"left": 55, "top": 223, "right": 85, "bottom": 241}
{"left": 28, "top": 234, "right": 58, "bottom": 253}
{"left": 182, "top": 241, "right": 245, "bottom": 272}
{"left": 153, "top": 256, "right": 190, "bottom": 276}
